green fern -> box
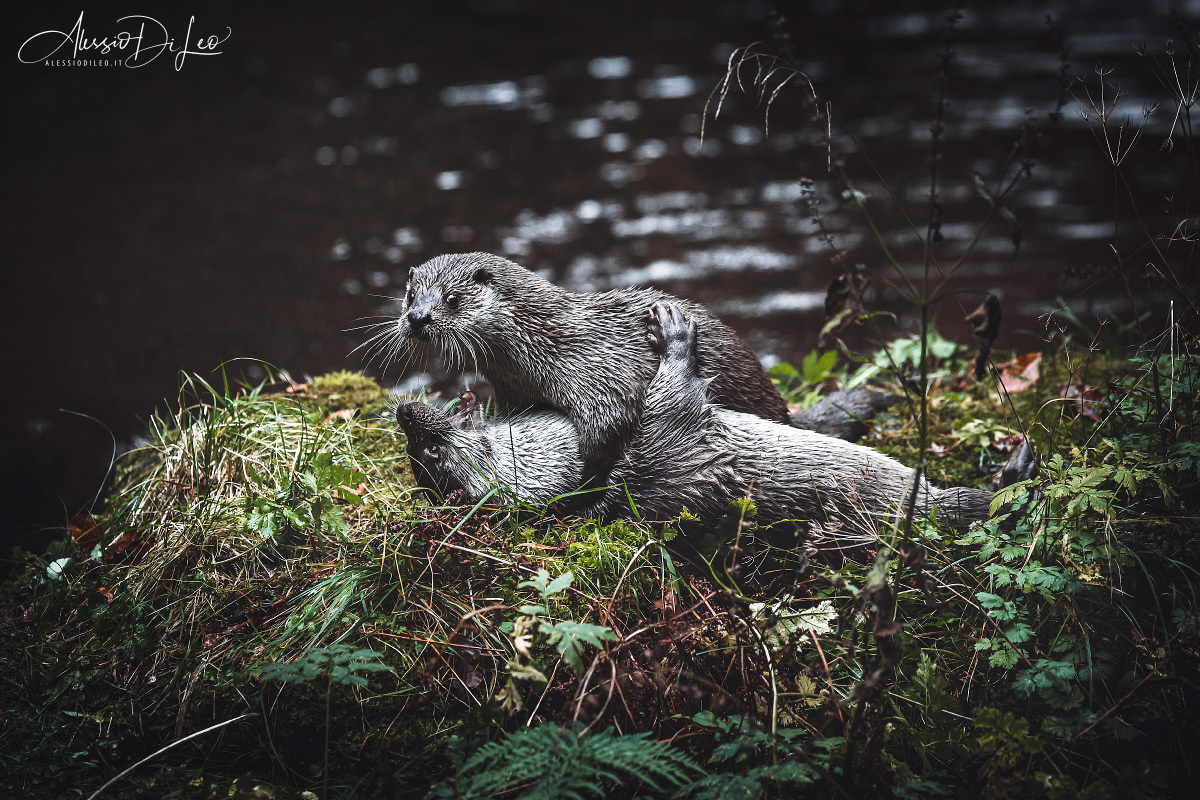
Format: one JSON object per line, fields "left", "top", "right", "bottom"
{"left": 428, "top": 723, "right": 703, "bottom": 800}
{"left": 515, "top": 570, "right": 617, "bottom": 676}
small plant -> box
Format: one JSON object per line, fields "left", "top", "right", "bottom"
{"left": 769, "top": 349, "right": 839, "bottom": 407}
{"left": 514, "top": 570, "right": 617, "bottom": 674}
{"left": 428, "top": 723, "right": 703, "bottom": 800}
{"left": 495, "top": 569, "right": 617, "bottom": 714}
{"left": 686, "top": 711, "right": 842, "bottom": 798}
{"left": 257, "top": 644, "right": 392, "bottom": 796}
{"left": 245, "top": 451, "right": 367, "bottom": 543}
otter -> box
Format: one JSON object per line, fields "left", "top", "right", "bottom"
{"left": 393, "top": 253, "right": 887, "bottom": 484}
{"left": 396, "top": 303, "right": 1034, "bottom": 544}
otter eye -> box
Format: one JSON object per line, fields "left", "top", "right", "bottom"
{"left": 424, "top": 444, "right": 440, "bottom": 460}
{"left": 405, "top": 287, "right": 414, "bottom": 306}
{"left": 445, "top": 293, "right": 460, "bottom": 310}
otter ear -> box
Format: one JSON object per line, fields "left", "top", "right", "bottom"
{"left": 472, "top": 267, "right": 492, "bottom": 285}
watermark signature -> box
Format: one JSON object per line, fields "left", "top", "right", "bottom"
{"left": 17, "top": 12, "right": 231, "bottom": 70}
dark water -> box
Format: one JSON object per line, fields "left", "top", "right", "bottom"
{"left": 3, "top": 0, "right": 1196, "bottom": 552}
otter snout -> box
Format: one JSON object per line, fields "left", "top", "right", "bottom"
{"left": 405, "top": 308, "right": 435, "bottom": 339}
{"left": 395, "top": 399, "right": 455, "bottom": 441}
{"left": 395, "top": 401, "right": 418, "bottom": 430}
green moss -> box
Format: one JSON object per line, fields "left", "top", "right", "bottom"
{"left": 309, "top": 370, "right": 389, "bottom": 409}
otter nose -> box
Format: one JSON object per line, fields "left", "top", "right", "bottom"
{"left": 406, "top": 309, "right": 433, "bottom": 336}
{"left": 396, "top": 401, "right": 417, "bottom": 428}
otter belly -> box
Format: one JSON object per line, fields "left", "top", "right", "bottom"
{"left": 476, "top": 412, "right": 584, "bottom": 507}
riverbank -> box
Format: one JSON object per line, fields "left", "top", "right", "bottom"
{"left": 3, "top": 337, "right": 1196, "bottom": 798}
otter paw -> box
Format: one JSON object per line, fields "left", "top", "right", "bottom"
{"left": 998, "top": 437, "right": 1038, "bottom": 488}
{"left": 457, "top": 391, "right": 478, "bottom": 411}
{"left": 649, "top": 301, "right": 696, "bottom": 364}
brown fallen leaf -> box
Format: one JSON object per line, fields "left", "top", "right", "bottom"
{"left": 1060, "top": 384, "right": 1105, "bottom": 422}
{"left": 990, "top": 433, "right": 1027, "bottom": 453}
{"left": 107, "top": 530, "right": 138, "bottom": 556}
{"left": 69, "top": 515, "right": 101, "bottom": 547}
{"left": 285, "top": 383, "right": 308, "bottom": 394}
{"left": 819, "top": 263, "right": 868, "bottom": 348}
{"left": 997, "top": 352, "right": 1041, "bottom": 393}
{"left": 324, "top": 409, "right": 356, "bottom": 424}
{"left": 107, "top": 530, "right": 152, "bottom": 563}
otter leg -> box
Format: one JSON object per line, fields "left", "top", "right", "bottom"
{"left": 930, "top": 486, "right": 994, "bottom": 531}
{"left": 594, "top": 302, "right": 726, "bottom": 519}
{"left": 932, "top": 438, "right": 1038, "bottom": 532}
{"left": 643, "top": 302, "right": 707, "bottom": 422}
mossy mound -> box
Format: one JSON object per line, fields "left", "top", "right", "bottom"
{"left": 1, "top": 354, "right": 1197, "bottom": 799}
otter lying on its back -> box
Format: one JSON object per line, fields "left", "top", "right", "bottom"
{"left": 397, "top": 303, "right": 1022, "bottom": 543}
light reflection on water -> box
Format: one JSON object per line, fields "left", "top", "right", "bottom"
{"left": 330, "top": 0, "right": 1181, "bottom": 375}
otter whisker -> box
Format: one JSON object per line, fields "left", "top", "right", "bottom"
{"left": 350, "top": 325, "right": 399, "bottom": 359}
{"left": 361, "top": 329, "right": 406, "bottom": 371}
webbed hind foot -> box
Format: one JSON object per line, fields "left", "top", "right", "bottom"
{"left": 647, "top": 301, "right": 698, "bottom": 374}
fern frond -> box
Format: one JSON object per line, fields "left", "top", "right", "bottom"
{"left": 437, "top": 723, "right": 704, "bottom": 799}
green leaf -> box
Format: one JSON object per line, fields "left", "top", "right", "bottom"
{"left": 842, "top": 188, "right": 869, "bottom": 210}
{"left": 298, "top": 470, "right": 319, "bottom": 494}
{"left": 800, "top": 349, "right": 838, "bottom": 385}
{"left": 46, "top": 558, "right": 72, "bottom": 581}
{"left": 518, "top": 568, "right": 551, "bottom": 596}
{"left": 988, "top": 646, "right": 1020, "bottom": 670}
{"left": 545, "top": 570, "right": 574, "bottom": 597}
{"left": 508, "top": 662, "right": 549, "bottom": 683}
{"left": 973, "top": 173, "right": 993, "bottom": 203}
{"left": 767, "top": 362, "right": 801, "bottom": 380}
{"left": 545, "top": 620, "right": 618, "bottom": 675}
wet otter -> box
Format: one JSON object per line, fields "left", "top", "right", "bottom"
{"left": 397, "top": 303, "right": 1031, "bottom": 542}
{"left": 393, "top": 253, "right": 886, "bottom": 482}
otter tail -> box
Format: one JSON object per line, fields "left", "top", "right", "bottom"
{"left": 788, "top": 387, "right": 899, "bottom": 442}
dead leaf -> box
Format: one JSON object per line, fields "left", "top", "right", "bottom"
{"left": 69, "top": 515, "right": 101, "bottom": 547}
{"left": 990, "top": 433, "right": 1026, "bottom": 453}
{"left": 819, "top": 264, "right": 868, "bottom": 348}
{"left": 997, "top": 352, "right": 1041, "bottom": 393}
{"left": 927, "top": 441, "right": 949, "bottom": 458}
{"left": 657, "top": 585, "right": 679, "bottom": 615}
{"left": 107, "top": 530, "right": 138, "bottom": 556}
{"left": 107, "top": 530, "right": 151, "bottom": 563}
{"left": 1060, "top": 384, "right": 1105, "bottom": 422}
{"left": 285, "top": 383, "right": 308, "bottom": 394}
{"left": 324, "top": 409, "right": 356, "bottom": 424}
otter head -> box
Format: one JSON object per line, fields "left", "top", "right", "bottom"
{"left": 399, "top": 253, "right": 516, "bottom": 366}
{"left": 395, "top": 394, "right": 490, "bottom": 503}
